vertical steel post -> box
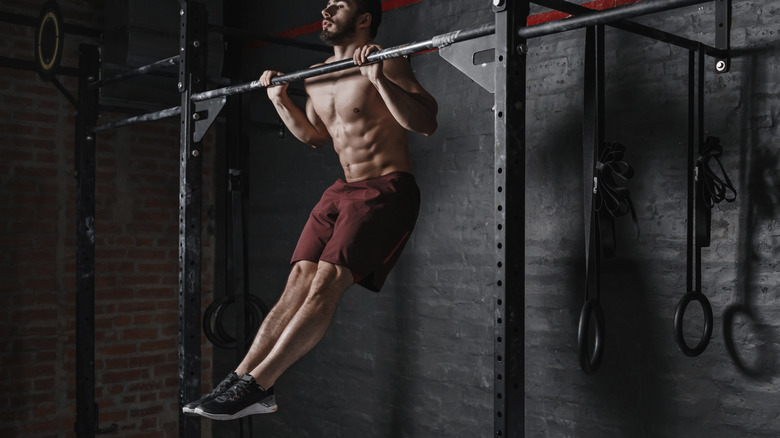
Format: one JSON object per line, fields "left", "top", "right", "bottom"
{"left": 178, "top": 2, "right": 208, "bottom": 437}
{"left": 74, "top": 43, "right": 99, "bottom": 438}
{"left": 493, "top": 0, "right": 527, "bottom": 436}
{"left": 714, "top": 0, "right": 731, "bottom": 72}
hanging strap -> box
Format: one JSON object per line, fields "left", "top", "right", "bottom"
{"left": 595, "top": 141, "right": 640, "bottom": 257}
{"left": 578, "top": 25, "right": 606, "bottom": 375}
{"left": 696, "top": 136, "right": 737, "bottom": 246}
{"left": 674, "top": 47, "right": 713, "bottom": 357}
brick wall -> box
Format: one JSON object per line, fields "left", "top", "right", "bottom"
{"left": 0, "top": 1, "right": 214, "bottom": 437}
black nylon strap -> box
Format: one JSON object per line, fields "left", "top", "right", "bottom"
{"left": 595, "top": 142, "right": 639, "bottom": 257}
{"left": 578, "top": 25, "right": 606, "bottom": 375}
{"left": 696, "top": 136, "right": 737, "bottom": 246}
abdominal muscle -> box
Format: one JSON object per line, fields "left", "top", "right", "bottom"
{"left": 307, "top": 69, "right": 414, "bottom": 182}
{"left": 332, "top": 120, "right": 412, "bottom": 182}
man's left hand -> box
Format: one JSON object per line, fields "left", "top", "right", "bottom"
{"left": 354, "top": 44, "right": 384, "bottom": 84}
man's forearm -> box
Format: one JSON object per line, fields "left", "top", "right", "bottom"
{"left": 372, "top": 75, "right": 438, "bottom": 136}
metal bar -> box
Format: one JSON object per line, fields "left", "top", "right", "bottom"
{"left": 191, "top": 22, "right": 497, "bottom": 102}
{"left": 210, "top": 24, "right": 332, "bottom": 53}
{"left": 178, "top": 2, "right": 207, "bottom": 437}
{"left": 519, "top": 0, "right": 711, "bottom": 39}
{"left": 89, "top": 55, "right": 179, "bottom": 89}
{"left": 74, "top": 43, "right": 100, "bottom": 438}
{"left": 493, "top": 0, "right": 527, "bottom": 436}
{"left": 91, "top": 106, "right": 181, "bottom": 132}
{"left": 532, "top": 0, "right": 728, "bottom": 57}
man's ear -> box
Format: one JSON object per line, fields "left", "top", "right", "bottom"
{"left": 357, "top": 12, "right": 372, "bottom": 31}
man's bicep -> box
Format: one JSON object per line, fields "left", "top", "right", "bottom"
{"left": 305, "top": 98, "right": 329, "bottom": 140}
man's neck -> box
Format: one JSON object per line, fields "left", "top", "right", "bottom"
{"left": 331, "top": 36, "right": 372, "bottom": 61}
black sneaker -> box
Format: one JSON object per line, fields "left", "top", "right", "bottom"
{"left": 194, "top": 374, "right": 277, "bottom": 420}
{"left": 181, "top": 372, "right": 239, "bottom": 415}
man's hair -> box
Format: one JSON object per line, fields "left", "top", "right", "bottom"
{"left": 354, "top": 0, "right": 382, "bottom": 38}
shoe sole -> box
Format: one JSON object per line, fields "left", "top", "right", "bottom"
{"left": 194, "top": 397, "right": 278, "bottom": 421}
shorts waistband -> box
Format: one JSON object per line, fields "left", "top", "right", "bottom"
{"left": 338, "top": 171, "right": 416, "bottom": 186}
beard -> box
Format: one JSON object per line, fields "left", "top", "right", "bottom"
{"left": 319, "top": 15, "right": 358, "bottom": 46}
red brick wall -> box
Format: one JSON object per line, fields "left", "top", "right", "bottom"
{"left": 0, "top": 1, "right": 214, "bottom": 437}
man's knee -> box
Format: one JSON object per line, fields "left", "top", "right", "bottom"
{"left": 289, "top": 261, "right": 317, "bottom": 286}
{"left": 307, "top": 262, "right": 353, "bottom": 302}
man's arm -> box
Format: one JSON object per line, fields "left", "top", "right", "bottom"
{"left": 259, "top": 70, "right": 330, "bottom": 148}
{"left": 354, "top": 45, "right": 438, "bottom": 136}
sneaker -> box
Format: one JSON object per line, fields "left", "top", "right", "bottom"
{"left": 194, "top": 374, "right": 277, "bottom": 420}
{"left": 181, "top": 372, "right": 239, "bottom": 415}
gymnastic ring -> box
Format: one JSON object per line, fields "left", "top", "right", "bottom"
{"left": 214, "top": 296, "right": 262, "bottom": 345}
{"left": 673, "top": 290, "right": 713, "bottom": 357}
{"left": 34, "top": 1, "right": 64, "bottom": 82}
{"left": 723, "top": 304, "right": 767, "bottom": 379}
{"left": 577, "top": 298, "right": 605, "bottom": 375}
{"left": 203, "top": 295, "right": 269, "bottom": 349}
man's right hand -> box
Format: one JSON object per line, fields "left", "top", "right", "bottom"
{"left": 259, "top": 70, "right": 289, "bottom": 100}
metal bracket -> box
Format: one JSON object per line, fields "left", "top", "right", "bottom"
{"left": 193, "top": 96, "right": 226, "bottom": 142}
{"left": 715, "top": 0, "right": 731, "bottom": 72}
{"left": 439, "top": 34, "right": 496, "bottom": 93}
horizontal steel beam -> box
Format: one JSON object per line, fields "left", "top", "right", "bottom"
{"left": 532, "top": 0, "right": 727, "bottom": 57}
{"left": 520, "top": 0, "right": 711, "bottom": 39}
{"left": 92, "top": 106, "right": 181, "bottom": 132}
{"left": 89, "top": 56, "right": 179, "bottom": 89}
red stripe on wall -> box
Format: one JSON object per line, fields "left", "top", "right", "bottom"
{"left": 527, "top": 0, "right": 645, "bottom": 26}
{"left": 248, "top": 0, "right": 649, "bottom": 51}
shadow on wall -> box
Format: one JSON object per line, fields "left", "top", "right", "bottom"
{"left": 726, "top": 45, "right": 780, "bottom": 381}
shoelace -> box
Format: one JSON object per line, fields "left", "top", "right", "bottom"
{"left": 207, "top": 375, "right": 237, "bottom": 397}
{"left": 218, "top": 379, "right": 253, "bottom": 402}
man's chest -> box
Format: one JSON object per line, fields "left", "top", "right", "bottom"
{"left": 306, "top": 71, "right": 380, "bottom": 123}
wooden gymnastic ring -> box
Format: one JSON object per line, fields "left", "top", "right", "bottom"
{"left": 34, "top": 0, "right": 64, "bottom": 81}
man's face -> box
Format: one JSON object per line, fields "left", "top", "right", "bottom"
{"left": 320, "top": 0, "right": 361, "bottom": 45}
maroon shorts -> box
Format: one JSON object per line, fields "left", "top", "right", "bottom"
{"left": 291, "top": 171, "right": 420, "bottom": 292}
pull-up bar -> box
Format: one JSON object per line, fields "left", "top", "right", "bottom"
{"left": 191, "top": 23, "right": 497, "bottom": 102}
{"left": 91, "top": 0, "right": 717, "bottom": 133}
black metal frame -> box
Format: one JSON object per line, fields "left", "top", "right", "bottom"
{"left": 177, "top": 3, "right": 209, "bottom": 437}
{"left": 74, "top": 43, "right": 100, "bottom": 438}
{"left": 492, "top": 2, "right": 527, "bottom": 436}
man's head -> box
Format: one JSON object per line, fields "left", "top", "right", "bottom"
{"left": 353, "top": 0, "right": 382, "bottom": 38}
{"left": 320, "top": 0, "right": 382, "bottom": 45}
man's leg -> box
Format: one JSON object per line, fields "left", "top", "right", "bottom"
{"left": 234, "top": 260, "right": 318, "bottom": 376}
{"left": 182, "top": 261, "right": 319, "bottom": 414}
{"left": 248, "top": 260, "right": 353, "bottom": 390}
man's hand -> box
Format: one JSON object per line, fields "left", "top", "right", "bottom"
{"left": 259, "top": 70, "right": 289, "bottom": 101}
{"left": 354, "top": 44, "right": 384, "bottom": 84}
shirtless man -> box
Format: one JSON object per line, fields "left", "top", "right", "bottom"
{"left": 184, "top": 0, "right": 437, "bottom": 420}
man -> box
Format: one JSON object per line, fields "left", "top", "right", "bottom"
{"left": 184, "top": 0, "right": 437, "bottom": 420}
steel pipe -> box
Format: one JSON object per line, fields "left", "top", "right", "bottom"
{"left": 519, "top": 0, "right": 712, "bottom": 39}
{"left": 191, "top": 23, "right": 497, "bottom": 102}
{"left": 92, "top": 106, "right": 181, "bottom": 132}
{"left": 89, "top": 55, "right": 179, "bottom": 89}
{"left": 533, "top": 0, "right": 727, "bottom": 57}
